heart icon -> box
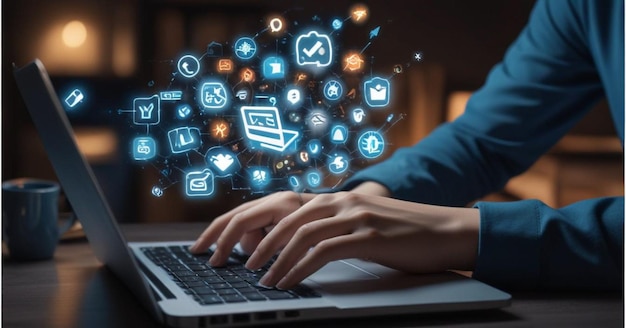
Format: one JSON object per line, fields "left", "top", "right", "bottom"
{"left": 211, "top": 154, "right": 234, "bottom": 172}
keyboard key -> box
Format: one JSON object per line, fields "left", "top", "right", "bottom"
{"left": 192, "top": 286, "right": 217, "bottom": 295}
{"left": 260, "top": 290, "right": 297, "bottom": 300}
{"left": 241, "top": 292, "right": 267, "bottom": 301}
{"left": 222, "top": 294, "right": 246, "bottom": 303}
{"left": 198, "top": 295, "right": 223, "bottom": 305}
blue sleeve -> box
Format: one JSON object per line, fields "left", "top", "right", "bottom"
{"left": 474, "top": 198, "right": 623, "bottom": 291}
{"left": 343, "top": 0, "right": 624, "bottom": 290}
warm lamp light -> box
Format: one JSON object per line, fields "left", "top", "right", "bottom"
{"left": 62, "top": 21, "right": 87, "bottom": 48}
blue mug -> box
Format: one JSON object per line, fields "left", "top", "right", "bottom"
{"left": 2, "top": 178, "right": 67, "bottom": 261}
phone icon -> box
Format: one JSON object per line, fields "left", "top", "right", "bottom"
{"left": 177, "top": 54, "right": 200, "bottom": 78}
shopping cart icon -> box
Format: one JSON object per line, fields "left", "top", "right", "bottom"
{"left": 240, "top": 106, "right": 299, "bottom": 153}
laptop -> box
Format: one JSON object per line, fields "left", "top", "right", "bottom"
{"left": 241, "top": 105, "right": 300, "bottom": 152}
{"left": 13, "top": 59, "right": 511, "bottom": 327}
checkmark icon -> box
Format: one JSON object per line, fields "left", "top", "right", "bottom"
{"left": 303, "top": 41, "right": 323, "bottom": 57}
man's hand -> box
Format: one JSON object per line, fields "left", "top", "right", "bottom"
{"left": 190, "top": 185, "right": 479, "bottom": 289}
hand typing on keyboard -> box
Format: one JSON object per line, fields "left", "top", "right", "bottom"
{"left": 189, "top": 184, "right": 480, "bottom": 290}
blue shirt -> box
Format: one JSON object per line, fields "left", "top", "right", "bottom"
{"left": 345, "top": 0, "right": 624, "bottom": 290}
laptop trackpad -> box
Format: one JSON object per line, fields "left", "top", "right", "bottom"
{"left": 308, "top": 260, "right": 379, "bottom": 284}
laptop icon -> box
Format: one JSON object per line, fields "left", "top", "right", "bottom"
{"left": 240, "top": 106, "right": 300, "bottom": 152}
{"left": 13, "top": 59, "right": 510, "bottom": 327}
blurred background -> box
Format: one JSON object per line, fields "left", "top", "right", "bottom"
{"left": 3, "top": 0, "right": 622, "bottom": 223}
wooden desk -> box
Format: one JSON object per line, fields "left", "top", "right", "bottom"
{"left": 3, "top": 223, "right": 623, "bottom": 327}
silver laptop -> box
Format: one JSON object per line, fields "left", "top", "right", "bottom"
{"left": 13, "top": 59, "right": 511, "bottom": 327}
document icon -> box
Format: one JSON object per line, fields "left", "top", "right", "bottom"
{"left": 167, "top": 127, "right": 201, "bottom": 154}
{"left": 240, "top": 106, "right": 300, "bottom": 153}
{"left": 133, "top": 95, "right": 160, "bottom": 125}
{"left": 363, "top": 77, "right": 390, "bottom": 107}
{"left": 185, "top": 169, "right": 214, "bottom": 197}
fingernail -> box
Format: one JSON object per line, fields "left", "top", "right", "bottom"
{"left": 188, "top": 243, "right": 198, "bottom": 252}
{"left": 276, "top": 277, "right": 289, "bottom": 290}
{"left": 209, "top": 250, "right": 221, "bottom": 266}
{"left": 245, "top": 253, "right": 260, "bottom": 270}
{"left": 259, "top": 270, "right": 274, "bottom": 287}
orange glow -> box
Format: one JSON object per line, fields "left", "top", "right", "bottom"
{"left": 62, "top": 21, "right": 87, "bottom": 48}
{"left": 240, "top": 67, "right": 256, "bottom": 83}
{"left": 343, "top": 52, "right": 365, "bottom": 72}
{"left": 210, "top": 119, "right": 230, "bottom": 140}
{"left": 350, "top": 4, "right": 369, "bottom": 24}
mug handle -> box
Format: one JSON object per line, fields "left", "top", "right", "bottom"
{"left": 58, "top": 211, "right": 79, "bottom": 238}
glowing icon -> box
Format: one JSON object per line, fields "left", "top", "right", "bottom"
{"left": 358, "top": 130, "right": 385, "bottom": 159}
{"left": 298, "top": 150, "right": 310, "bottom": 164}
{"left": 288, "top": 175, "right": 302, "bottom": 191}
{"left": 268, "top": 17, "right": 283, "bottom": 33}
{"left": 306, "top": 109, "right": 330, "bottom": 135}
{"left": 323, "top": 79, "right": 343, "bottom": 101}
{"left": 211, "top": 119, "right": 230, "bottom": 140}
{"left": 133, "top": 95, "right": 160, "bottom": 125}
{"left": 306, "top": 169, "right": 322, "bottom": 188}
{"left": 177, "top": 104, "right": 192, "bottom": 119}
{"left": 295, "top": 31, "right": 333, "bottom": 68}
{"left": 369, "top": 26, "right": 380, "bottom": 39}
{"left": 207, "top": 41, "right": 224, "bottom": 57}
{"left": 363, "top": 77, "right": 390, "bottom": 107}
{"left": 200, "top": 81, "right": 229, "bottom": 110}
{"left": 217, "top": 59, "right": 234, "bottom": 73}
{"left": 286, "top": 87, "right": 302, "bottom": 106}
{"left": 350, "top": 4, "right": 369, "bottom": 24}
{"left": 414, "top": 51, "right": 423, "bottom": 62}
{"left": 296, "top": 73, "right": 308, "bottom": 82}
{"left": 262, "top": 56, "right": 286, "bottom": 79}
{"left": 393, "top": 64, "right": 403, "bottom": 74}
{"left": 331, "top": 18, "right": 343, "bottom": 30}
{"left": 387, "top": 113, "right": 394, "bottom": 122}
{"left": 240, "top": 106, "right": 300, "bottom": 153}
{"left": 344, "top": 52, "right": 364, "bottom": 72}
{"left": 177, "top": 54, "right": 200, "bottom": 78}
{"left": 330, "top": 124, "right": 348, "bottom": 144}
{"left": 167, "top": 127, "right": 201, "bottom": 154}
{"left": 234, "top": 36, "right": 257, "bottom": 60}
{"left": 160, "top": 91, "right": 182, "bottom": 101}
{"left": 249, "top": 167, "right": 271, "bottom": 189}
{"left": 307, "top": 139, "right": 322, "bottom": 157}
{"left": 205, "top": 147, "right": 241, "bottom": 177}
{"left": 132, "top": 137, "right": 156, "bottom": 160}
{"left": 240, "top": 67, "right": 256, "bottom": 83}
{"left": 328, "top": 152, "right": 349, "bottom": 174}
{"left": 64, "top": 89, "right": 84, "bottom": 108}
{"left": 151, "top": 186, "right": 163, "bottom": 197}
{"left": 185, "top": 169, "right": 214, "bottom": 197}
{"left": 235, "top": 89, "right": 250, "bottom": 101}
{"left": 352, "top": 108, "right": 366, "bottom": 123}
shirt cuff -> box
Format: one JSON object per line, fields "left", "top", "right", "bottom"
{"left": 472, "top": 199, "right": 541, "bottom": 290}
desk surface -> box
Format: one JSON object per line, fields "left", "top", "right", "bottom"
{"left": 3, "top": 223, "right": 623, "bottom": 328}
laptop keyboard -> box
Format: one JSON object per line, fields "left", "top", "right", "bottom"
{"left": 141, "top": 246, "right": 320, "bottom": 305}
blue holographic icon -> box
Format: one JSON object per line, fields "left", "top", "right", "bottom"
{"left": 185, "top": 169, "right": 214, "bottom": 197}
{"left": 167, "top": 127, "right": 201, "bottom": 154}
{"left": 177, "top": 104, "right": 192, "bottom": 119}
{"left": 205, "top": 146, "right": 241, "bottom": 177}
{"left": 327, "top": 151, "right": 350, "bottom": 175}
{"left": 240, "top": 106, "right": 300, "bottom": 153}
{"left": 64, "top": 89, "right": 84, "bottom": 108}
{"left": 160, "top": 91, "right": 183, "bottom": 101}
{"left": 295, "top": 31, "right": 333, "bottom": 68}
{"left": 132, "top": 137, "right": 157, "bottom": 161}
{"left": 248, "top": 166, "right": 271, "bottom": 189}
{"left": 363, "top": 77, "right": 390, "bottom": 107}
{"left": 133, "top": 95, "right": 160, "bottom": 125}
{"left": 200, "top": 81, "right": 229, "bottom": 110}
{"left": 177, "top": 54, "right": 200, "bottom": 78}
{"left": 234, "top": 37, "right": 257, "bottom": 60}
{"left": 288, "top": 175, "right": 303, "bottom": 191}
{"left": 262, "top": 56, "right": 286, "bottom": 79}
{"left": 330, "top": 124, "right": 348, "bottom": 144}
{"left": 306, "top": 169, "right": 322, "bottom": 188}
{"left": 331, "top": 18, "right": 343, "bottom": 30}
{"left": 307, "top": 139, "right": 323, "bottom": 157}
{"left": 357, "top": 130, "right": 385, "bottom": 159}
{"left": 322, "top": 79, "right": 343, "bottom": 101}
